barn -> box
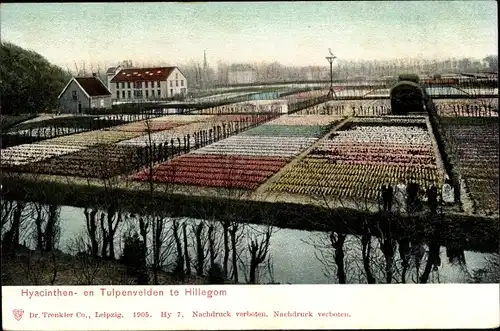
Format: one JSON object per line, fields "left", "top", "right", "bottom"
{"left": 58, "top": 74, "right": 112, "bottom": 114}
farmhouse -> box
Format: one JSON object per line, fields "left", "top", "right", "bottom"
{"left": 58, "top": 75, "right": 112, "bottom": 114}
{"left": 108, "top": 66, "right": 188, "bottom": 101}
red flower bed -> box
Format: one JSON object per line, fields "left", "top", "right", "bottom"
{"left": 131, "top": 154, "right": 289, "bottom": 189}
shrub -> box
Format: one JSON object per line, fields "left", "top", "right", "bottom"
{"left": 120, "top": 233, "right": 149, "bottom": 284}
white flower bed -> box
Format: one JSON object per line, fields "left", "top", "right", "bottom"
{"left": 265, "top": 115, "right": 342, "bottom": 126}
{"left": 6, "top": 127, "right": 84, "bottom": 137}
{"left": 191, "top": 136, "right": 317, "bottom": 157}
{"left": 331, "top": 126, "right": 432, "bottom": 145}
{"left": 1, "top": 144, "right": 84, "bottom": 166}
{"left": 149, "top": 115, "right": 214, "bottom": 122}
{"left": 351, "top": 117, "right": 427, "bottom": 124}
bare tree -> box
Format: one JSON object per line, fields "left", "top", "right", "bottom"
{"left": 244, "top": 224, "right": 273, "bottom": 284}
{"left": 33, "top": 203, "right": 61, "bottom": 252}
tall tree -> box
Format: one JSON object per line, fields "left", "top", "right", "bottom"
{"left": 0, "top": 42, "right": 70, "bottom": 114}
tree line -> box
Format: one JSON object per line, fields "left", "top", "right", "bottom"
{"left": 0, "top": 42, "right": 71, "bottom": 115}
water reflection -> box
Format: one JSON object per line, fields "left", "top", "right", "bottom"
{"left": 1, "top": 202, "right": 497, "bottom": 285}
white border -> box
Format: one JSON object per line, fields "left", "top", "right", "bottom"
{"left": 2, "top": 284, "right": 499, "bottom": 330}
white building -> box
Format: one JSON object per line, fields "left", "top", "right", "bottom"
{"left": 108, "top": 66, "right": 188, "bottom": 101}
{"left": 58, "top": 75, "right": 112, "bottom": 114}
{"left": 106, "top": 65, "right": 122, "bottom": 88}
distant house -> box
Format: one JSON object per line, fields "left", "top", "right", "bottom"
{"left": 108, "top": 66, "right": 188, "bottom": 101}
{"left": 228, "top": 64, "right": 258, "bottom": 85}
{"left": 58, "top": 74, "right": 112, "bottom": 114}
{"left": 106, "top": 65, "right": 122, "bottom": 88}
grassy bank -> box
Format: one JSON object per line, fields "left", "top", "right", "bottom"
{"left": 1, "top": 247, "right": 219, "bottom": 286}
{"left": 2, "top": 173, "right": 498, "bottom": 254}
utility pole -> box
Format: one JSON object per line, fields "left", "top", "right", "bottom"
{"left": 326, "top": 49, "right": 337, "bottom": 99}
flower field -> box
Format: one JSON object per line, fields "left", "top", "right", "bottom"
{"left": 36, "top": 129, "right": 145, "bottom": 147}
{"left": 131, "top": 154, "right": 290, "bottom": 189}
{"left": 118, "top": 120, "right": 218, "bottom": 146}
{"left": 6, "top": 127, "right": 87, "bottom": 138}
{"left": 236, "top": 114, "right": 342, "bottom": 138}
{"left": 441, "top": 117, "right": 499, "bottom": 213}
{"left": 268, "top": 118, "right": 442, "bottom": 200}
{"left": 1, "top": 144, "right": 84, "bottom": 167}
{"left": 105, "top": 120, "right": 185, "bottom": 133}
{"left": 117, "top": 114, "right": 274, "bottom": 147}
{"left": 149, "top": 115, "right": 215, "bottom": 122}
{"left": 190, "top": 135, "right": 318, "bottom": 158}
{"left": 282, "top": 89, "right": 328, "bottom": 101}
{"left": 238, "top": 124, "right": 328, "bottom": 138}
{"left": 297, "top": 100, "right": 391, "bottom": 116}
{"left": 192, "top": 100, "right": 285, "bottom": 115}
{"left": 265, "top": 115, "right": 342, "bottom": 126}
{"left": 22, "top": 145, "right": 141, "bottom": 179}
{"left": 434, "top": 99, "right": 498, "bottom": 117}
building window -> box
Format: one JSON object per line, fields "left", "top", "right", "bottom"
{"left": 181, "top": 80, "right": 184, "bottom": 86}
{"left": 176, "top": 80, "right": 178, "bottom": 87}
{"left": 116, "top": 91, "right": 120, "bottom": 99}
{"left": 116, "top": 83, "right": 120, "bottom": 90}
{"left": 170, "top": 89, "right": 173, "bottom": 96}
{"left": 128, "top": 91, "right": 131, "bottom": 99}
{"left": 157, "top": 81, "right": 161, "bottom": 88}
{"left": 121, "top": 82, "right": 125, "bottom": 89}
{"left": 145, "top": 90, "right": 149, "bottom": 98}
{"left": 151, "top": 90, "right": 155, "bottom": 97}
{"left": 122, "top": 91, "right": 126, "bottom": 98}
{"left": 137, "top": 90, "right": 143, "bottom": 98}
{"left": 175, "top": 73, "right": 178, "bottom": 79}
{"left": 170, "top": 81, "right": 173, "bottom": 87}
{"left": 158, "top": 90, "right": 161, "bottom": 97}
{"left": 127, "top": 82, "right": 131, "bottom": 89}
{"left": 72, "top": 90, "right": 77, "bottom": 100}
{"left": 100, "top": 99, "right": 105, "bottom": 108}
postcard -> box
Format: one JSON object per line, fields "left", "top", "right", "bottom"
{"left": 1, "top": 1, "right": 499, "bottom": 330}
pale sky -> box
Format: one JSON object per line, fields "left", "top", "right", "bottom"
{"left": 1, "top": 1, "right": 498, "bottom": 69}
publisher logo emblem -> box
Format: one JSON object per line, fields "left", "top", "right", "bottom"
{"left": 13, "top": 309, "right": 24, "bottom": 321}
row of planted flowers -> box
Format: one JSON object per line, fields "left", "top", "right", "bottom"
{"left": 441, "top": 117, "right": 499, "bottom": 214}
{"left": 297, "top": 99, "right": 391, "bottom": 116}
{"left": 0, "top": 144, "right": 85, "bottom": 167}
{"left": 268, "top": 119, "right": 443, "bottom": 200}
{"left": 189, "top": 136, "right": 318, "bottom": 158}
{"left": 128, "top": 117, "right": 326, "bottom": 189}
{"left": 131, "top": 154, "right": 290, "bottom": 190}
{"left": 434, "top": 98, "right": 498, "bottom": 117}
{"left": 1, "top": 113, "right": 282, "bottom": 177}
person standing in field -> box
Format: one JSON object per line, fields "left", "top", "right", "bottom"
{"left": 395, "top": 179, "right": 407, "bottom": 213}
{"left": 427, "top": 183, "right": 438, "bottom": 214}
{"left": 384, "top": 183, "right": 394, "bottom": 212}
{"left": 442, "top": 175, "right": 455, "bottom": 205}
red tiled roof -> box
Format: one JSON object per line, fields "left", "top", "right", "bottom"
{"left": 75, "top": 77, "right": 111, "bottom": 96}
{"left": 110, "top": 67, "right": 176, "bottom": 83}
